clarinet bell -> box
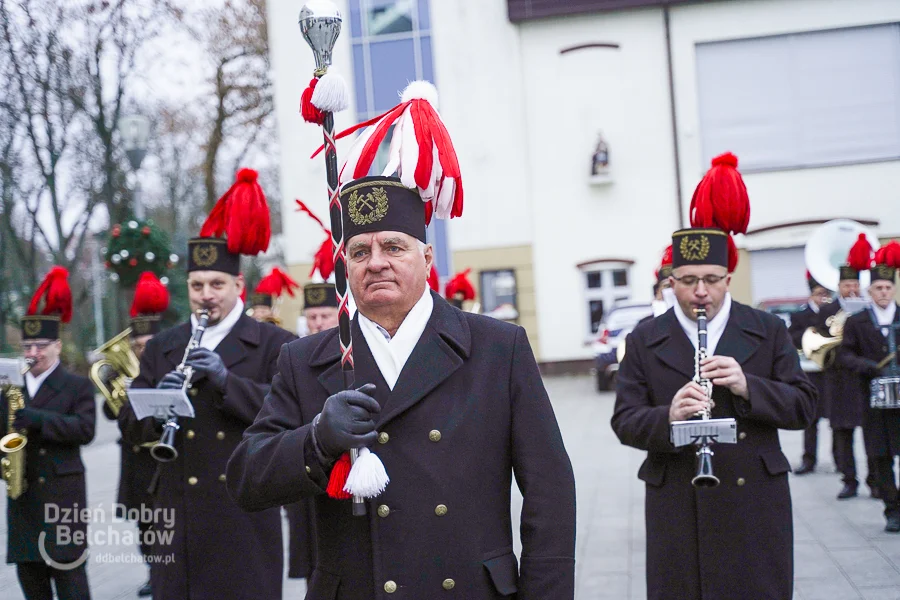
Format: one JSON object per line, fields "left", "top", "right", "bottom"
{"left": 692, "top": 445, "right": 720, "bottom": 488}
{"left": 151, "top": 418, "right": 180, "bottom": 463}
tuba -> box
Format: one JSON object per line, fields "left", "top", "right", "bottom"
{"left": 1, "top": 358, "right": 35, "bottom": 500}
{"left": 89, "top": 328, "right": 140, "bottom": 417}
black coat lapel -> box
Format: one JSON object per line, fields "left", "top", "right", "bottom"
{"left": 647, "top": 311, "right": 695, "bottom": 380}
{"left": 162, "top": 323, "right": 193, "bottom": 370}
{"left": 712, "top": 301, "right": 765, "bottom": 365}
{"left": 215, "top": 314, "right": 259, "bottom": 369}
{"left": 29, "top": 365, "right": 65, "bottom": 409}
{"left": 378, "top": 294, "right": 470, "bottom": 427}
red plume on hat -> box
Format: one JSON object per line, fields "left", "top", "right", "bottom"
{"left": 846, "top": 234, "right": 874, "bottom": 271}
{"left": 295, "top": 199, "right": 335, "bottom": 280}
{"left": 131, "top": 272, "right": 170, "bottom": 318}
{"left": 655, "top": 245, "right": 673, "bottom": 280}
{"left": 874, "top": 240, "right": 900, "bottom": 268}
{"left": 200, "top": 168, "right": 271, "bottom": 254}
{"left": 445, "top": 269, "right": 475, "bottom": 301}
{"left": 321, "top": 81, "right": 463, "bottom": 224}
{"left": 689, "top": 152, "right": 750, "bottom": 272}
{"left": 28, "top": 266, "right": 72, "bottom": 323}
{"left": 428, "top": 264, "right": 440, "bottom": 293}
{"left": 255, "top": 267, "right": 300, "bottom": 298}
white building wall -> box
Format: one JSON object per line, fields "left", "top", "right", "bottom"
{"left": 669, "top": 0, "right": 900, "bottom": 243}
{"left": 267, "top": 0, "right": 361, "bottom": 266}
{"left": 518, "top": 9, "right": 680, "bottom": 361}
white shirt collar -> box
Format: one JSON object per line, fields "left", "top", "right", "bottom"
{"left": 872, "top": 302, "right": 897, "bottom": 327}
{"left": 26, "top": 360, "right": 59, "bottom": 398}
{"left": 808, "top": 301, "right": 820, "bottom": 314}
{"left": 358, "top": 289, "right": 434, "bottom": 390}
{"left": 191, "top": 299, "right": 245, "bottom": 351}
{"left": 674, "top": 293, "right": 733, "bottom": 355}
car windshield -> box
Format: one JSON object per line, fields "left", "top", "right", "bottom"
{"left": 607, "top": 305, "right": 651, "bottom": 329}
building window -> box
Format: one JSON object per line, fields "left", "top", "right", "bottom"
{"left": 581, "top": 263, "right": 632, "bottom": 334}
{"left": 480, "top": 269, "right": 518, "bottom": 317}
{"left": 695, "top": 24, "right": 900, "bottom": 172}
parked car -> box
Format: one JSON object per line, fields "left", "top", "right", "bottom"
{"left": 755, "top": 297, "right": 810, "bottom": 329}
{"left": 592, "top": 302, "right": 653, "bottom": 392}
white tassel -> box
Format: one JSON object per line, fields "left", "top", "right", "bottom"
{"left": 340, "top": 116, "right": 380, "bottom": 182}
{"left": 434, "top": 176, "right": 457, "bottom": 219}
{"left": 312, "top": 72, "right": 350, "bottom": 113}
{"left": 343, "top": 447, "right": 390, "bottom": 498}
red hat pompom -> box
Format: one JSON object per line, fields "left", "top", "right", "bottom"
{"left": 428, "top": 264, "right": 440, "bottom": 292}
{"left": 295, "top": 199, "right": 335, "bottom": 280}
{"left": 445, "top": 268, "right": 475, "bottom": 301}
{"left": 690, "top": 151, "right": 750, "bottom": 236}
{"left": 874, "top": 240, "right": 900, "bottom": 268}
{"left": 28, "top": 266, "right": 72, "bottom": 323}
{"left": 846, "top": 233, "right": 874, "bottom": 271}
{"left": 255, "top": 267, "right": 300, "bottom": 298}
{"left": 660, "top": 245, "right": 673, "bottom": 268}
{"left": 131, "top": 272, "right": 170, "bottom": 318}
{"left": 200, "top": 168, "right": 271, "bottom": 255}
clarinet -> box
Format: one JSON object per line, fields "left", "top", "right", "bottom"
{"left": 691, "top": 307, "right": 720, "bottom": 487}
{"left": 150, "top": 310, "right": 210, "bottom": 463}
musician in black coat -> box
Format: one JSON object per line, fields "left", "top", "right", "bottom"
{"left": 836, "top": 264, "right": 900, "bottom": 532}
{"left": 787, "top": 274, "right": 831, "bottom": 474}
{"left": 119, "top": 236, "right": 296, "bottom": 600}
{"left": 818, "top": 267, "right": 879, "bottom": 498}
{"left": 612, "top": 155, "right": 817, "bottom": 600}
{"left": 4, "top": 313, "right": 96, "bottom": 600}
{"left": 227, "top": 177, "right": 576, "bottom": 599}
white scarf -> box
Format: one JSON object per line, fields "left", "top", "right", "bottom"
{"left": 26, "top": 360, "right": 59, "bottom": 398}
{"left": 872, "top": 302, "right": 897, "bottom": 328}
{"left": 674, "top": 293, "right": 733, "bottom": 355}
{"left": 358, "top": 289, "right": 434, "bottom": 390}
{"left": 191, "top": 299, "right": 244, "bottom": 351}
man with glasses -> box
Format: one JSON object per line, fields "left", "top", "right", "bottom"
{"left": 612, "top": 153, "right": 817, "bottom": 600}
{"left": 4, "top": 267, "right": 96, "bottom": 600}
{"left": 788, "top": 272, "right": 832, "bottom": 475}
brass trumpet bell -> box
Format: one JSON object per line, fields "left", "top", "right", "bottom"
{"left": 801, "top": 327, "right": 842, "bottom": 369}
{"left": 90, "top": 328, "right": 140, "bottom": 417}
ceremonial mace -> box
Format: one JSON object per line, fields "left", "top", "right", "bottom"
{"left": 299, "top": 1, "right": 365, "bottom": 517}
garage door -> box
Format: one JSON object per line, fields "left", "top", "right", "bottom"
{"left": 750, "top": 246, "right": 808, "bottom": 305}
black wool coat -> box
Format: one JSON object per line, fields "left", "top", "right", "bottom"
{"left": 119, "top": 314, "right": 295, "bottom": 600}
{"left": 227, "top": 292, "right": 576, "bottom": 600}
{"left": 817, "top": 301, "right": 864, "bottom": 429}
{"left": 3, "top": 366, "right": 96, "bottom": 564}
{"left": 611, "top": 302, "right": 817, "bottom": 600}
{"left": 787, "top": 303, "right": 827, "bottom": 416}
{"left": 837, "top": 305, "right": 900, "bottom": 458}
{"left": 102, "top": 402, "right": 156, "bottom": 516}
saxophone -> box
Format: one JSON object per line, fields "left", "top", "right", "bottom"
{"left": 1, "top": 358, "right": 35, "bottom": 500}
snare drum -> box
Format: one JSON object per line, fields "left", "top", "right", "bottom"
{"left": 870, "top": 376, "right": 900, "bottom": 409}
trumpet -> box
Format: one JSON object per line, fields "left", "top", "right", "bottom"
{"left": 89, "top": 328, "right": 140, "bottom": 417}
{"left": 691, "top": 308, "right": 719, "bottom": 488}
{"left": 1, "top": 358, "right": 35, "bottom": 499}
{"left": 151, "top": 310, "right": 209, "bottom": 463}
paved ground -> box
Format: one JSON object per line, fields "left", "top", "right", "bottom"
{"left": 2, "top": 375, "right": 900, "bottom": 599}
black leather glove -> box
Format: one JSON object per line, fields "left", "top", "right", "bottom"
{"left": 157, "top": 371, "right": 187, "bottom": 390}
{"left": 313, "top": 384, "right": 380, "bottom": 461}
{"left": 14, "top": 408, "right": 46, "bottom": 433}
{"left": 184, "top": 348, "right": 228, "bottom": 391}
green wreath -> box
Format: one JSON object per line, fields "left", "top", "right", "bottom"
{"left": 104, "top": 219, "right": 178, "bottom": 288}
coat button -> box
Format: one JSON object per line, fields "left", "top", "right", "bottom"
{"left": 132, "top": 445, "right": 141, "bottom": 453}
{"left": 738, "top": 432, "right": 747, "bottom": 440}
{"left": 216, "top": 431, "right": 225, "bottom": 440}
{"left": 189, "top": 388, "right": 198, "bottom": 397}
{"left": 378, "top": 432, "right": 390, "bottom": 444}
{"left": 429, "top": 430, "right": 442, "bottom": 442}
{"left": 38, "top": 448, "right": 47, "bottom": 456}
{"left": 188, "top": 476, "right": 198, "bottom": 485}
{"left": 737, "top": 477, "right": 746, "bottom": 486}
{"left": 38, "top": 476, "right": 45, "bottom": 484}
{"left": 186, "top": 430, "right": 195, "bottom": 440}
{"left": 442, "top": 578, "right": 455, "bottom": 590}
{"left": 435, "top": 504, "right": 448, "bottom": 517}
{"left": 305, "top": 465, "right": 311, "bottom": 474}
{"left": 218, "top": 474, "right": 226, "bottom": 483}
{"left": 377, "top": 505, "right": 390, "bottom": 518}
{"left": 384, "top": 580, "right": 397, "bottom": 593}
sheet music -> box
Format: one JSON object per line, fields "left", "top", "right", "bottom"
{"left": 671, "top": 418, "right": 737, "bottom": 447}
{"left": 0, "top": 358, "right": 26, "bottom": 387}
{"left": 127, "top": 389, "right": 195, "bottom": 421}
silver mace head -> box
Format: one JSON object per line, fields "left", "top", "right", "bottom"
{"left": 299, "top": 0, "right": 342, "bottom": 75}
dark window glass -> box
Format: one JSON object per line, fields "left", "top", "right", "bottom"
{"left": 369, "top": 39, "right": 417, "bottom": 111}
{"left": 586, "top": 271, "right": 603, "bottom": 289}
{"left": 480, "top": 270, "right": 517, "bottom": 314}
{"left": 589, "top": 300, "right": 604, "bottom": 333}
{"left": 352, "top": 43, "right": 368, "bottom": 115}
{"left": 612, "top": 269, "right": 628, "bottom": 287}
